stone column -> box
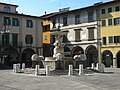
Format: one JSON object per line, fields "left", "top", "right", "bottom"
{"left": 113, "top": 58, "right": 117, "bottom": 68}
{"left": 79, "top": 64, "right": 83, "bottom": 75}
{"left": 46, "top": 65, "right": 50, "bottom": 76}
{"left": 35, "top": 65, "right": 39, "bottom": 76}
{"left": 68, "top": 65, "right": 73, "bottom": 76}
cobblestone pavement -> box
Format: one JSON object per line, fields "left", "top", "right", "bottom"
{"left": 0, "top": 68, "right": 120, "bottom": 90}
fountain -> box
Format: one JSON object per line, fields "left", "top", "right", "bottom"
{"left": 44, "top": 28, "right": 69, "bottom": 70}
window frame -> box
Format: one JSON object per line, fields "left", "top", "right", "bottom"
{"left": 108, "top": 7, "right": 112, "bottom": 13}
{"left": 102, "top": 20, "right": 106, "bottom": 27}
{"left": 26, "top": 20, "right": 33, "bottom": 28}
{"left": 101, "top": 9, "right": 105, "bottom": 14}
{"left": 108, "top": 36, "right": 113, "bottom": 44}
{"left": 108, "top": 18, "right": 112, "bottom": 26}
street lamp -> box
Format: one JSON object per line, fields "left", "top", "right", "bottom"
{"left": 0, "top": 24, "right": 10, "bottom": 68}
{"left": 1, "top": 24, "right": 10, "bottom": 46}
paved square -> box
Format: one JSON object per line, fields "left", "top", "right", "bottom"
{"left": 0, "top": 68, "right": 120, "bottom": 90}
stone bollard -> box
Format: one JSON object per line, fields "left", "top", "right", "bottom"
{"left": 13, "top": 64, "right": 16, "bottom": 72}
{"left": 46, "top": 65, "right": 50, "bottom": 76}
{"left": 14, "top": 64, "right": 21, "bottom": 73}
{"left": 96, "top": 63, "right": 99, "bottom": 71}
{"left": 91, "top": 63, "right": 94, "bottom": 70}
{"left": 35, "top": 65, "right": 40, "bottom": 76}
{"left": 99, "top": 63, "right": 105, "bottom": 73}
{"left": 22, "top": 63, "right": 25, "bottom": 72}
{"left": 79, "top": 64, "right": 83, "bottom": 75}
{"left": 68, "top": 65, "right": 73, "bottom": 76}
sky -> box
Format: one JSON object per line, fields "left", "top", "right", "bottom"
{"left": 1, "top": 0, "right": 109, "bottom": 16}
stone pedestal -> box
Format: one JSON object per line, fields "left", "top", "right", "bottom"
{"left": 68, "top": 65, "right": 73, "bottom": 76}
{"left": 79, "top": 64, "right": 83, "bottom": 75}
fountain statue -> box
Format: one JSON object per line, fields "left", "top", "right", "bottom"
{"left": 44, "top": 28, "right": 68, "bottom": 70}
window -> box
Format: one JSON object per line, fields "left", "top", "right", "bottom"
{"left": 12, "top": 18, "right": 19, "bottom": 26}
{"left": 117, "top": 36, "right": 120, "bottom": 43}
{"left": 108, "top": 36, "right": 113, "bottom": 43}
{"left": 114, "top": 36, "right": 120, "bottom": 43}
{"left": 52, "top": 18, "right": 56, "bottom": 28}
{"left": 108, "top": 19, "right": 112, "bottom": 26}
{"left": 4, "top": 17, "right": 11, "bottom": 25}
{"left": 2, "top": 34, "right": 10, "bottom": 46}
{"left": 12, "top": 34, "right": 18, "bottom": 46}
{"left": 115, "top": 6, "right": 120, "bottom": 12}
{"left": 108, "top": 7, "right": 112, "bottom": 13}
{"left": 4, "top": 6, "right": 10, "bottom": 12}
{"left": 63, "top": 17, "right": 67, "bottom": 26}
{"left": 43, "top": 25, "right": 50, "bottom": 32}
{"left": 74, "top": 29, "right": 81, "bottom": 41}
{"left": 114, "top": 17, "right": 120, "bottom": 25}
{"left": 25, "top": 35, "right": 33, "bottom": 44}
{"left": 102, "top": 20, "right": 106, "bottom": 26}
{"left": 75, "top": 14, "right": 80, "bottom": 24}
{"left": 88, "top": 28, "right": 94, "bottom": 40}
{"left": 102, "top": 37, "right": 106, "bottom": 45}
{"left": 101, "top": 9, "right": 105, "bottom": 14}
{"left": 26, "top": 20, "right": 33, "bottom": 28}
{"left": 88, "top": 11, "right": 94, "bottom": 22}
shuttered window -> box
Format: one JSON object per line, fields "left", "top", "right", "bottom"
{"left": 88, "top": 28, "right": 94, "bottom": 40}
{"left": 25, "top": 35, "right": 33, "bottom": 44}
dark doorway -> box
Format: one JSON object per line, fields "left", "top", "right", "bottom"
{"left": 102, "top": 50, "right": 113, "bottom": 67}
{"left": 117, "top": 51, "right": 120, "bottom": 68}
{"left": 1, "top": 47, "right": 19, "bottom": 69}
{"left": 22, "top": 48, "right": 35, "bottom": 68}
{"left": 86, "top": 46, "right": 98, "bottom": 67}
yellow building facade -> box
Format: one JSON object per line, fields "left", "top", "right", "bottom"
{"left": 42, "top": 20, "right": 52, "bottom": 57}
{"left": 100, "top": 1, "right": 120, "bottom": 68}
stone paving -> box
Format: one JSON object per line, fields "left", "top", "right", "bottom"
{"left": 0, "top": 68, "right": 120, "bottom": 90}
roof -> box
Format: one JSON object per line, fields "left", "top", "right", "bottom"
{"left": 0, "top": 11, "right": 42, "bottom": 19}
{"left": 40, "top": 10, "right": 69, "bottom": 19}
{"left": 0, "top": 2, "right": 18, "bottom": 7}
{"left": 40, "top": 0, "right": 120, "bottom": 19}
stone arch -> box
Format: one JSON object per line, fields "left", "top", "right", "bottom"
{"left": 22, "top": 48, "right": 35, "bottom": 68}
{"left": 1, "top": 47, "right": 19, "bottom": 68}
{"left": 72, "top": 46, "right": 84, "bottom": 57}
{"left": 102, "top": 50, "right": 113, "bottom": 67}
{"left": 85, "top": 45, "right": 98, "bottom": 67}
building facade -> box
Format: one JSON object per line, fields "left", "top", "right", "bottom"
{"left": 42, "top": 20, "right": 51, "bottom": 57}
{"left": 100, "top": 0, "right": 120, "bottom": 68}
{"left": 0, "top": 2, "right": 43, "bottom": 68}
{"left": 42, "top": 6, "right": 101, "bottom": 67}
